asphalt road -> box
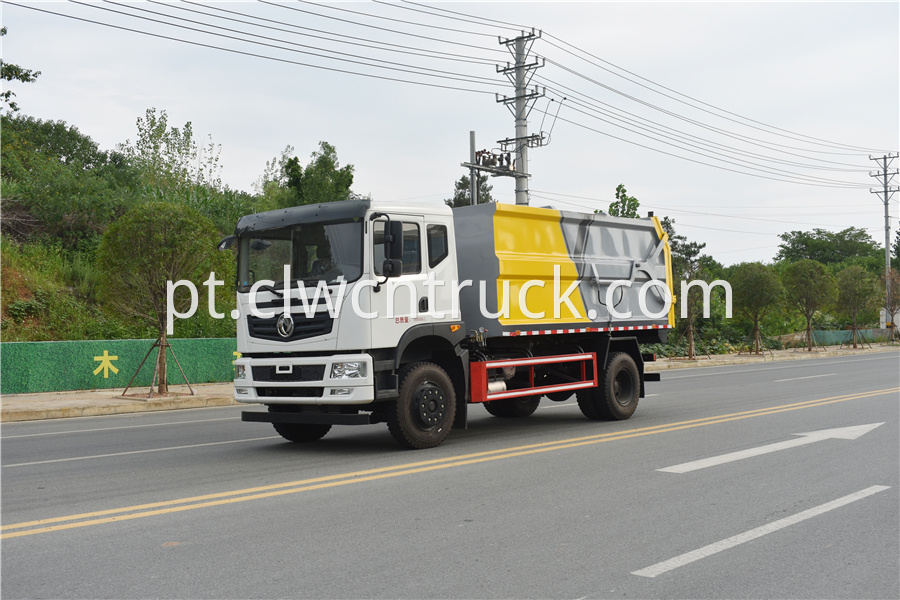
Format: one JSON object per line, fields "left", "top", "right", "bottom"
{"left": 2, "top": 352, "right": 898, "bottom": 599}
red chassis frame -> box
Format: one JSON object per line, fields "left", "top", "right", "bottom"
{"left": 469, "top": 353, "right": 598, "bottom": 404}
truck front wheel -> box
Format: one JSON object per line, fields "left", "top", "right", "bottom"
{"left": 387, "top": 362, "right": 457, "bottom": 449}
{"left": 576, "top": 352, "right": 639, "bottom": 420}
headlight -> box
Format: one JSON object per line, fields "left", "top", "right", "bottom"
{"left": 235, "top": 364, "right": 246, "bottom": 379}
{"left": 331, "top": 361, "right": 366, "bottom": 379}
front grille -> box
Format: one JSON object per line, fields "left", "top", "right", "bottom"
{"left": 252, "top": 365, "right": 326, "bottom": 382}
{"left": 257, "top": 387, "right": 324, "bottom": 398}
{"left": 247, "top": 312, "right": 334, "bottom": 342}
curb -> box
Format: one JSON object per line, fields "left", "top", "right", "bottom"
{"left": 644, "top": 345, "right": 899, "bottom": 372}
{"left": 1, "top": 395, "right": 238, "bottom": 423}
{"left": 2, "top": 346, "right": 896, "bottom": 423}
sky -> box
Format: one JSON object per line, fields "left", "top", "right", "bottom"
{"left": 2, "top": 1, "right": 898, "bottom": 266}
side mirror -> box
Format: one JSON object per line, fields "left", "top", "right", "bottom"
{"left": 382, "top": 259, "right": 402, "bottom": 278}
{"left": 384, "top": 220, "right": 404, "bottom": 261}
{"left": 217, "top": 235, "right": 236, "bottom": 251}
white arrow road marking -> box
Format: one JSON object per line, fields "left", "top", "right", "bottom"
{"left": 632, "top": 485, "right": 891, "bottom": 578}
{"left": 658, "top": 423, "right": 884, "bottom": 474}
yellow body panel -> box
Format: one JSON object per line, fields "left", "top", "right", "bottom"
{"left": 650, "top": 216, "right": 676, "bottom": 329}
{"left": 492, "top": 204, "right": 590, "bottom": 326}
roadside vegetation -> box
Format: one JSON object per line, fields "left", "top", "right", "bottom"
{"left": 1, "top": 49, "right": 897, "bottom": 351}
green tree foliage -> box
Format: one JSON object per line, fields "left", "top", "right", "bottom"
{"left": 660, "top": 217, "right": 723, "bottom": 358}
{"left": 881, "top": 268, "right": 900, "bottom": 341}
{"left": 731, "top": 262, "right": 784, "bottom": 353}
{"left": 1, "top": 113, "right": 138, "bottom": 248}
{"left": 775, "top": 227, "right": 881, "bottom": 266}
{"left": 445, "top": 173, "right": 494, "bottom": 207}
{"left": 836, "top": 266, "right": 878, "bottom": 348}
{"left": 0, "top": 27, "right": 41, "bottom": 113}
{"left": 97, "top": 202, "right": 222, "bottom": 392}
{"left": 892, "top": 230, "right": 900, "bottom": 271}
{"left": 607, "top": 184, "right": 640, "bottom": 218}
{"left": 782, "top": 259, "right": 837, "bottom": 351}
{"left": 119, "top": 107, "right": 222, "bottom": 193}
{"left": 278, "top": 141, "right": 354, "bottom": 208}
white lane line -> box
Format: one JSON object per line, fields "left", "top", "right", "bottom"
{"left": 2, "top": 416, "right": 241, "bottom": 439}
{"left": 3, "top": 436, "right": 280, "bottom": 468}
{"left": 774, "top": 373, "right": 835, "bottom": 383}
{"left": 665, "top": 354, "right": 897, "bottom": 380}
{"left": 632, "top": 485, "right": 891, "bottom": 578}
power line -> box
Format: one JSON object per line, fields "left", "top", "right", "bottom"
{"left": 5, "top": 2, "right": 501, "bottom": 96}
{"left": 400, "top": 0, "right": 531, "bottom": 31}
{"left": 530, "top": 190, "right": 871, "bottom": 228}
{"left": 536, "top": 75, "right": 870, "bottom": 171}
{"left": 261, "top": 0, "right": 508, "bottom": 54}
{"left": 167, "top": 0, "right": 498, "bottom": 66}
{"left": 393, "top": 2, "right": 886, "bottom": 157}
{"left": 540, "top": 34, "right": 887, "bottom": 154}
{"left": 294, "top": 0, "right": 502, "bottom": 38}
{"left": 535, "top": 105, "right": 870, "bottom": 189}
{"left": 537, "top": 56, "right": 877, "bottom": 159}
{"left": 86, "top": 0, "right": 502, "bottom": 87}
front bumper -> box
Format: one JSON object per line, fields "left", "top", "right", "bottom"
{"left": 233, "top": 354, "right": 375, "bottom": 404}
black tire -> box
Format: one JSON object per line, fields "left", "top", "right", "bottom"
{"left": 546, "top": 391, "right": 573, "bottom": 402}
{"left": 576, "top": 352, "right": 639, "bottom": 421}
{"left": 272, "top": 422, "right": 332, "bottom": 443}
{"left": 483, "top": 396, "right": 540, "bottom": 418}
{"left": 386, "top": 362, "right": 456, "bottom": 449}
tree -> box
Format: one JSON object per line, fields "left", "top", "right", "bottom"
{"left": 836, "top": 266, "right": 878, "bottom": 348}
{"left": 731, "top": 262, "right": 784, "bottom": 354}
{"left": 775, "top": 227, "right": 880, "bottom": 265}
{"left": 782, "top": 259, "right": 837, "bottom": 351}
{"left": 1, "top": 113, "right": 137, "bottom": 247}
{"left": 282, "top": 141, "right": 354, "bottom": 207}
{"left": 893, "top": 230, "right": 900, "bottom": 271}
{"left": 661, "top": 217, "right": 710, "bottom": 359}
{"left": 0, "top": 27, "right": 41, "bottom": 113}
{"left": 97, "top": 202, "right": 221, "bottom": 393}
{"left": 607, "top": 184, "right": 640, "bottom": 218}
{"left": 119, "top": 107, "right": 222, "bottom": 192}
{"left": 445, "top": 173, "right": 494, "bottom": 207}
{"left": 882, "top": 268, "right": 900, "bottom": 342}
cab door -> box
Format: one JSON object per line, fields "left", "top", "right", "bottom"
{"left": 369, "top": 214, "right": 457, "bottom": 349}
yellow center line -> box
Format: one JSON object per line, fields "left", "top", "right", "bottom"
{"left": 3, "top": 387, "right": 896, "bottom": 540}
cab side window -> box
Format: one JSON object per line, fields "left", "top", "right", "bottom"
{"left": 373, "top": 221, "right": 421, "bottom": 275}
{"left": 427, "top": 225, "right": 448, "bottom": 268}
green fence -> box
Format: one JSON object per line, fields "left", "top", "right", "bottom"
{"left": 1, "top": 338, "right": 238, "bottom": 395}
{"left": 811, "top": 329, "right": 880, "bottom": 346}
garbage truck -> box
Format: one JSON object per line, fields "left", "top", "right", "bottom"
{"left": 220, "top": 199, "right": 673, "bottom": 449}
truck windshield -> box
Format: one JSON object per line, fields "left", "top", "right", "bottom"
{"left": 236, "top": 220, "right": 363, "bottom": 292}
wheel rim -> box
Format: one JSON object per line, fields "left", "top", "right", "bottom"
{"left": 613, "top": 369, "right": 635, "bottom": 406}
{"left": 413, "top": 381, "right": 446, "bottom": 429}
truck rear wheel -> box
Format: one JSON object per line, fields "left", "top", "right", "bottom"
{"left": 272, "top": 422, "right": 332, "bottom": 443}
{"left": 483, "top": 396, "right": 540, "bottom": 418}
{"left": 387, "top": 362, "right": 456, "bottom": 449}
{"left": 576, "top": 352, "right": 639, "bottom": 421}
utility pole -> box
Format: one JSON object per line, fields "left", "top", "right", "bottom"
{"left": 460, "top": 30, "right": 546, "bottom": 206}
{"left": 497, "top": 29, "right": 545, "bottom": 205}
{"left": 870, "top": 153, "right": 899, "bottom": 329}
{"left": 469, "top": 131, "right": 478, "bottom": 206}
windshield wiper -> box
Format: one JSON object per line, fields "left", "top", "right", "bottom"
{"left": 257, "top": 284, "right": 284, "bottom": 298}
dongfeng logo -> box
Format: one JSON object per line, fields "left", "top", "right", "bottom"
{"left": 276, "top": 313, "right": 295, "bottom": 338}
